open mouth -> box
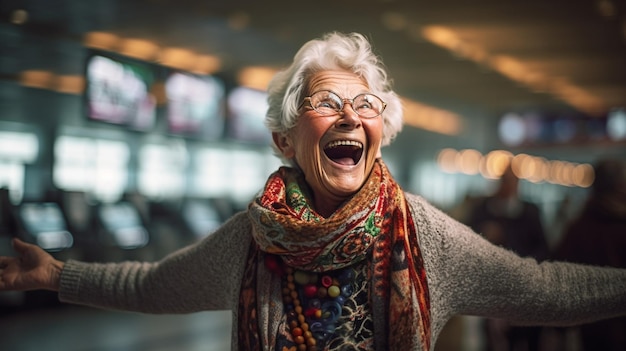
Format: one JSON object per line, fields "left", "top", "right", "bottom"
{"left": 323, "top": 140, "right": 364, "bottom": 166}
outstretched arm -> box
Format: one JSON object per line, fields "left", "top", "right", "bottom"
{"left": 0, "top": 238, "right": 64, "bottom": 292}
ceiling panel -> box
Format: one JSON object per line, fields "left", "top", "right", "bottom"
{"left": 1, "top": 0, "right": 624, "bottom": 124}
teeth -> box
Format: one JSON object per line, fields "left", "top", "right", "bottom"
{"left": 324, "top": 140, "right": 363, "bottom": 149}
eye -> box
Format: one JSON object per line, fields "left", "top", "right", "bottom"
{"left": 354, "top": 95, "right": 374, "bottom": 110}
{"left": 313, "top": 93, "right": 342, "bottom": 111}
{"left": 356, "top": 101, "right": 373, "bottom": 110}
{"left": 316, "top": 98, "right": 340, "bottom": 109}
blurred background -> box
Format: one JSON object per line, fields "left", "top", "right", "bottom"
{"left": 0, "top": 0, "right": 625, "bottom": 350}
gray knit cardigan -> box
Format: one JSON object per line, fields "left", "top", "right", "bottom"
{"left": 59, "top": 193, "right": 626, "bottom": 350}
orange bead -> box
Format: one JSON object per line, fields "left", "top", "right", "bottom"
{"left": 307, "top": 337, "right": 317, "bottom": 346}
{"left": 300, "top": 322, "right": 309, "bottom": 331}
{"left": 294, "top": 335, "right": 305, "bottom": 344}
{"left": 297, "top": 314, "right": 306, "bottom": 323}
{"left": 295, "top": 305, "right": 303, "bottom": 314}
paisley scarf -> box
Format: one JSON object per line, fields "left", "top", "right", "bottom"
{"left": 239, "top": 160, "right": 430, "bottom": 351}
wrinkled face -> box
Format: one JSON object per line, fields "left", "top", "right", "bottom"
{"left": 273, "top": 70, "right": 384, "bottom": 217}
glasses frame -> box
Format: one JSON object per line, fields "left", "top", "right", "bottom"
{"left": 298, "top": 90, "right": 387, "bottom": 118}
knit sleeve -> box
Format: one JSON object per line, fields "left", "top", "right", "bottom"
{"left": 407, "top": 193, "right": 626, "bottom": 327}
{"left": 58, "top": 211, "right": 252, "bottom": 314}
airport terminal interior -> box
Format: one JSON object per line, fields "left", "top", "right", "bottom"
{"left": 1, "top": 0, "right": 625, "bottom": 350}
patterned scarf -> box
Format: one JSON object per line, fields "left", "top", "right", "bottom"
{"left": 239, "top": 160, "right": 430, "bottom": 351}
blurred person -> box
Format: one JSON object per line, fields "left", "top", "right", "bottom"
{"left": 1, "top": 32, "right": 626, "bottom": 351}
{"left": 467, "top": 165, "right": 550, "bottom": 351}
{"left": 553, "top": 158, "right": 626, "bottom": 351}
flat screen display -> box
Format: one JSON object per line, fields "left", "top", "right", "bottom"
{"left": 165, "top": 71, "right": 225, "bottom": 140}
{"left": 17, "top": 202, "right": 73, "bottom": 251}
{"left": 85, "top": 51, "right": 157, "bottom": 131}
{"left": 226, "top": 86, "right": 271, "bottom": 144}
{"left": 98, "top": 202, "right": 149, "bottom": 249}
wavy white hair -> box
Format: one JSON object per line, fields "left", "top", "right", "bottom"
{"left": 265, "top": 32, "right": 403, "bottom": 151}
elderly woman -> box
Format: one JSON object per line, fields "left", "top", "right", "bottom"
{"left": 1, "top": 32, "right": 625, "bottom": 351}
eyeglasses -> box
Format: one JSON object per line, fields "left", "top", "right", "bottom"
{"left": 299, "top": 90, "right": 386, "bottom": 118}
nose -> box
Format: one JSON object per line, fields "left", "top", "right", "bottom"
{"left": 335, "top": 102, "right": 361, "bottom": 128}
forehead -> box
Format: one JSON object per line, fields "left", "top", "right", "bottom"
{"left": 306, "top": 70, "right": 370, "bottom": 96}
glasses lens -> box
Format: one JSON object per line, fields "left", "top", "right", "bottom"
{"left": 353, "top": 94, "right": 384, "bottom": 118}
{"left": 310, "top": 91, "right": 342, "bottom": 115}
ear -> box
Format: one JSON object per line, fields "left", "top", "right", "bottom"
{"left": 272, "top": 132, "right": 295, "bottom": 158}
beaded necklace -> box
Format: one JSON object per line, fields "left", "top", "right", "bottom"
{"left": 265, "top": 255, "right": 354, "bottom": 351}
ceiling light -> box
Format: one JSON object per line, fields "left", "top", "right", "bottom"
{"left": 10, "top": 9, "right": 28, "bottom": 25}
{"left": 19, "top": 70, "right": 54, "bottom": 89}
{"left": 381, "top": 12, "right": 407, "bottom": 31}
{"left": 118, "top": 38, "right": 159, "bottom": 61}
{"left": 237, "top": 66, "right": 278, "bottom": 91}
{"left": 83, "top": 32, "right": 120, "bottom": 51}
{"left": 228, "top": 12, "right": 250, "bottom": 30}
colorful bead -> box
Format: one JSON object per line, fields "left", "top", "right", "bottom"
{"left": 320, "top": 275, "right": 333, "bottom": 288}
{"left": 327, "top": 285, "right": 341, "bottom": 298}
{"left": 268, "top": 254, "right": 355, "bottom": 351}
{"left": 294, "top": 270, "right": 310, "bottom": 285}
{"left": 303, "top": 284, "right": 317, "bottom": 298}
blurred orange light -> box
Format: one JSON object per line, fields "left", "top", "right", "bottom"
{"left": 19, "top": 70, "right": 54, "bottom": 89}
{"left": 402, "top": 98, "right": 462, "bottom": 135}
{"left": 192, "top": 54, "right": 221, "bottom": 75}
{"left": 10, "top": 9, "right": 28, "bottom": 25}
{"left": 83, "top": 31, "right": 120, "bottom": 51}
{"left": 483, "top": 150, "right": 513, "bottom": 178}
{"left": 119, "top": 38, "right": 159, "bottom": 60}
{"left": 572, "top": 164, "right": 594, "bottom": 188}
{"left": 237, "top": 66, "right": 278, "bottom": 91}
{"left": 381, "top": 12, "right": 407, "bottom": 31}
{"left": 421, "top": 26, "right": 460, "bottom": 50}
{"left": 54, "top": 75, "right": 84, "bottom": 94}
{"left": 458, "top": 149, "right": 482, "bottom": 175}
{"left": 437, "top": 148, "right": 458, "bottom": 173}
{"left": 228, "top": 12, "right": 250, "bottom": 30}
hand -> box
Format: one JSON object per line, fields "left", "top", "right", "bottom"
{"left": 0, "top": 238, "right": 64, "bottom": 292}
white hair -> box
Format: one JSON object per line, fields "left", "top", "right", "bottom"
{"left": 265, "top": 32, "right": 403, "bottom": 149}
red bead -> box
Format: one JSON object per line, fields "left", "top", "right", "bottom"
{"left": 303, "top": 284, "right": 317, "bottom": 298}
{"left": 321, "top": 275, "right": 333, "bottom": 288}
{"left": 292, "top": 327, "right": 303, "bottom": 336}
{"left": 304, "top": 307, "right": 318, "bottom": 318}
{"left": 264, "top": 255, "right": 283, "bottom": 276}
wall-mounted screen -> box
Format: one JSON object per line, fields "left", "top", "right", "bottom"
{"left": 17, "top": 202, "right": 73, "bottom": 252}
{"left": 98, "top": 202, "right": 149, "bottom": 249}
{"left": 165, "top": 71, "right": 225, "bottom": 140}
{"left": 226, "top": 86, "right": 271, "bottom": 144}
{"left": 85, "top": 51, "right": 157, "bottom": 131}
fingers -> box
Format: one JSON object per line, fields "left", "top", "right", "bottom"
{"left": 11, "top": 238, "right": 33, "bottom": 255}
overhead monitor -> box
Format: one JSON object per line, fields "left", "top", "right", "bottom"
{"left": 84, "top": 51, "right": 157, "bottom": 131}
